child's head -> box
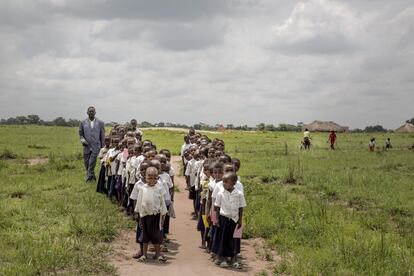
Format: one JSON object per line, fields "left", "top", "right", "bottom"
{"left": 127, "top": 138, "right": 135, "bottom": 147}
{"left": 223, "top": 163, "right": 236, "bottom": 174}
{"left": 163, "top": 162, "right": 171, "bottom": 173}
{"left": 133, "top": 144, "right": 142, "bottom": 156}
{"left": 142, "top": 140, "right": 152, "bottom": 148}
{"left": 219, "top": 154, "right": 232, "bottom": 164}
{"left": 155, "top": 154, "right": 167, "bottom": 166}
{"left": 223, "top": 172, "right": 238, "bottom": 192}
{"left": 232, "top": 158, "right": 241, "bottom": 172}
{"left": 117, "top": 142, "right": 124, "bottom": 150}
{"left": 145, "top": 149, "right": 156, "bottom": 160}
{"left": 111, "top": 137, "right": 119, "bottom": 147}
{"left": 145, "top": 167, "right": 159, "bottom": 186}
{"left": 149, "top": 159, "right": 162, "bottom": 173}
{"left": 211, "top": 162, "right": 224, "bottom": 182}
{"left": 159, "top": 149, "right": 171, "bottom": 161}
{"left": 139, "top": 161, "right": 151, "bottom": 179}
{"left": 104, "top": 136, "right": 111, "bottom": 148}
{"left": 203, "top": 162, "right": 211, "bottom": 178}
{"left": 184, "top": 135, "right": 190, "bottom": 144}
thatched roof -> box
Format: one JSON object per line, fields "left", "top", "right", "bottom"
{"left": 303, "top": 120, "right": 349, "bottom": 132}
{"left": 395, "top": 121, "right": 414, "bottom": 133}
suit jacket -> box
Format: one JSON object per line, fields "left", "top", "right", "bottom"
{"left": 79, "top": 118, "right": 105, "bottom": 154}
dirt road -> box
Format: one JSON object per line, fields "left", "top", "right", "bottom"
{"left": 110, "top": 156, "right": 272, "bottom": 275}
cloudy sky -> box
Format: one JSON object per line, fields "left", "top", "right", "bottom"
{"left": 0, "top": 0, "right": 413, "bottom": 128}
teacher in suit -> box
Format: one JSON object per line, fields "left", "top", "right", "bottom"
{"left": 79, "top": 106, "right": 105, "bottom": 182}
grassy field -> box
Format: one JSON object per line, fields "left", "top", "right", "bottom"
{"left": 1, "top": 125, "right": 413, "bottom": 275}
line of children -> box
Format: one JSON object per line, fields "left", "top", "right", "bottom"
{"left": 182, "top": 132, "right": 247, "bottom": 269}
{"left": 95, "top": 123, "right": 175, "bottom": 263}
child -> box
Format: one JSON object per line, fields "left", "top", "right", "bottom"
{"left": 198, "top": 162, "right": 211, "bottom": 250}
{"left": 214, "top": 172, "right": 246, "bottom": 269}
{"left": 328, "top": 130, "right": 337, "bottom": 150}
{"left": 385, "top": 138, "right": 392, "bottom": 150}
{"left": 130, "top": 161, "right": 150, "bottom": 259}
{"left": 369, "top": 138, "right": 376, "bottom": 152}
{"left": 135, "top": 167, "right": 168, "bottom": 263}
{"left": 107, "top": 137, "right": 121, "bottom": 199}
{"left": 185, "top": 150, "right": 198, "bottom": 218}
{"left": 96, "top": 136, "right": 110, "bottom": 194}
{"left": 181, "top": 136, "right": 191, "bottom": 170}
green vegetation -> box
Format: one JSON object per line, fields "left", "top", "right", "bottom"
{"left": 1, "top": 125, "right": 413, "bottom": 275}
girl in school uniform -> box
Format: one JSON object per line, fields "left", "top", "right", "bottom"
{"left": 214, "top": 172, "right": 246, "bottom": 269}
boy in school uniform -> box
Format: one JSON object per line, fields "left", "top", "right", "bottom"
{"left": 135, "top": 167, "right": 168, "bottom": 263}
{"left": 96, "top": 136, "right": 110, "bottom": 194}
{"left": 214, "top": 172, "right": 246, "bottom": 269}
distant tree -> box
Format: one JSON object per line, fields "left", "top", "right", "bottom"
{"left": 409, "top": 118, "right": 414, "bottom": 125}
{"left": 67, "top": 118, "right": 81, "bottom": 127}
{"left": 364, "top": 125, "right": 387, "bottom": 132}
{"left": 27, "top": 114, "right": 40, "bottom": 124}
{"left": 140, "top": 121, "right": 153, "bottom": 128}
{"left": 15, "top": 116, "right": 29, "bottom": 124}
{"left": 264, "top": 124, "right": 276, "bottom": 131}
{"left": 157, "top": 122, "right": 165, "bottom": 127}
{"left": 52, "top": 117, "right": 67, "bottom": 126}
{"left": 256, "top": 123, "right": 265, "bottom": 131}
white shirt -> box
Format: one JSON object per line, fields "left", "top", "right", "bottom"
{"left": 89, "top": 118, "right": 96, "bottom": 129}
{"left": 180, "top": 143, "right": 191, "bottom": 156}
{"left": 135, "top": 184, "right": 168, "bottom": 217}
{"left": 215, "top": 188, "right": 246, "bottom": 222}
{"left": 185, "top": 159, "right": 196, "bottom": 187}
{"left": 212, "top": 180, "right": 244, "bottom": 200}
{"left": 169, "top": 166, "right": 175, "bottom": 177}
{"left": 126, "top": 156, "right": 137, "bottom": 184}
{"left": 130, "top": 179, "right": 145, "bottom": 201}
{"left": 156, "top": 178, "right": 171, "bottom": 205}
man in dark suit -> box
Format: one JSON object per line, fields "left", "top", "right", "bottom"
{"left": 79, "top": 106, "right": 105, "bottom": 182}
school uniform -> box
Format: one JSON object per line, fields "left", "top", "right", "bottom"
{"left": 185, "top": 158, "right": 196, "bottom": 199}
{"left": 96, "top": 147, "right": 109, "bottom": 194}
{"left": 106, "top": 148, "right": 120, "bottom": 197}
{"left": 159, "top": 173, "right": 174, "bottom": 235}
{"left": 135, "top": 184, "right": 168, "bottom": 244}
{"left": 130, "top": 179, "right": 145, "bottom": 243}
{"left": 214, "top": 188, "right": 246, "bottom": 258}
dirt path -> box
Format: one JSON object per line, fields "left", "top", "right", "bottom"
{"left": 110, "top": 156, "right": 273, "bottom": 275}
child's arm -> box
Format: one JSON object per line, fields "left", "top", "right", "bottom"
{"left": 237, "top": 208, "right": 243, "bottom": 229}
{"left": 213, "top": 206, "right": 220, "bottom": 226}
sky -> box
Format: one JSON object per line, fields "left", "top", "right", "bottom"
{"left": 0, "top": 0, "right": 413, "bottom": 129}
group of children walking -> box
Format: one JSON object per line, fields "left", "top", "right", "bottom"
{"left": 182, "top": 130, "right": 247, "bottom": 269}
{"left": 95, "top": 122, "right": 175, "bottom": 263}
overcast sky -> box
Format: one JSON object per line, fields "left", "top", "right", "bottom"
{"left": 0, "top": 0, "right": 413, "bottom": 128}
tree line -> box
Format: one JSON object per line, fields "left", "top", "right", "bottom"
{"left": 1, "top": 115, "right": 413, "bottom": 132}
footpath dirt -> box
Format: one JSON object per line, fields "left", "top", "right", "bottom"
{"left": 110, "top": 156, "right": 274, "bottom": 275}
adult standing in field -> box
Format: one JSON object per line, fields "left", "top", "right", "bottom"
{"left": 79, "top": 106, "right": 105, "bottom": 182}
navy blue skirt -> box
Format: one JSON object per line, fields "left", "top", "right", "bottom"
{"left": 216, "top": 215, "right": 237, "bottom": 258}
{"left": 96, "top": 165, "right": 107, "bottom": 194}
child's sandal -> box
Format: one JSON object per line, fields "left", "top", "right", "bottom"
{"left": 232, "top": 262, "right": 242, "bottom": 269}
{"left": 158, "top": 255, "right": 167, "bottom": 262}
{"left": 132, "top": 253, "right": 142, "bottom": 259}
{"left": 137, "top": 255, "right": 146, "bottom": 263}
{"left": 219, "top": 261, "right": 229, "bottom": 268}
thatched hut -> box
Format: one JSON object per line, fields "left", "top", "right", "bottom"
{"left": 395, "top": 121, "right": 414, "bottom": 133}
{"left": 303, "top": 120, "right": 349, "bottom": 132}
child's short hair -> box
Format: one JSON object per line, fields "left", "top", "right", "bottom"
{"left": 146, "top": 166, "right": 158, "bottom": 176}
{"left": 210, "top": 161, "right": 223, "bottom": 172}
{"left": 149, "top": 159, "right": 161, "bottom": 171}
{"left": 223, "top": 172, "right": 238, "bottom": 183}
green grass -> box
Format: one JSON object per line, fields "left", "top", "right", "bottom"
{"left": 1, "top": 125, "right": 413, "bottom": 275}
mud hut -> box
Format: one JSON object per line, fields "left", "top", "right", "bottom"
{"left": 303, "top": 120, "right": 349, "bottom": 132}
{"left": 395, "top": 121, "right": 414, "bottom": 133}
